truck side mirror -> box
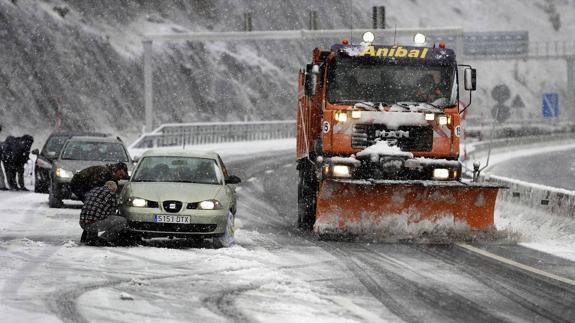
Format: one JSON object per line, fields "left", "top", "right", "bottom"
{"left": 304, "top": 64, "right": 319, "bottom": 96}
{"left": 31, "top": 149, "right": 39, "bottom": 155}
{"left": 464, "top": 68, "right": 476, "bottom": 91}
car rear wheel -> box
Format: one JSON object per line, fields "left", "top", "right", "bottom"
{"left": 48, "top": 182, "right": 63, "bottom": 208}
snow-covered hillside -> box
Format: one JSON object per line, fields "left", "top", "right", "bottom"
{"left": 1, "top": 0, "right": 574, "bottom": 142}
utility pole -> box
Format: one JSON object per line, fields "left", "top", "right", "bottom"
{"left": 143, "top": 40, "right": 153, "bottom": 133}
{"left": 372, "top": 6, "right": 385, "bottom": 29}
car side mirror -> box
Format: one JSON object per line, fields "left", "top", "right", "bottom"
{"left": 225, "top": 175, "right": 242, "bottom": 185}
{"left": 464, "top": 68, "right": 476, "bottom": 91}
{"left": 132, "top": 155, "right": 140, "bottom": 163}
{"left": 31, "top": 149, "right": 39, "bottom": 155}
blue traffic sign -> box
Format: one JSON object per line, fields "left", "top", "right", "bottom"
{"left": 542, "top": 93, "right": 559, "bottom": 118}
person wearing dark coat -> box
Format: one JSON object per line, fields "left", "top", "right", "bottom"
{"left": 13, "top": 135, "right": 34, "bottom": 191}
{"left": 70, "top": 162, "right": 128, "bottom": 201}
{"left": 0, "top": 126, "right": 7, "bottom": 191}
{"left": 1, "top": 136, "right": 18, "bottom": 190}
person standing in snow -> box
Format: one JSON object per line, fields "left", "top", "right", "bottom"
{"left": 0, "top": 126, "right": 7, "bottom": 191}
{"left": 13, "top": 135, "right": 34, "bottom": 191}
{"left": 1, "top": 136, "right": 18, "bottom": 190}
{"left": 79, "top": 181, "right": 128, "bottom": 246}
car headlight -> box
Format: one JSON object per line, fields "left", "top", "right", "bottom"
{"left": 198, "top": 200, "right": 222, "bottom": 210}
{"left": 55, "top": 168, "right": 74, "bottom": 178}
{"left": 129, "top": 197, "right": 148, "bottom": 207}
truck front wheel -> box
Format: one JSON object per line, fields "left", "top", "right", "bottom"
{"left": 297, "top": 161, "right": 317, "bottom": 231}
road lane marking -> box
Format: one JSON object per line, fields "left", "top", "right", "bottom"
{"left": 457, "top": 243, "right": 575, "bottom": 287}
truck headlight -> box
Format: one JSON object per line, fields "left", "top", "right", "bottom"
{"left": 332, "top": 165, "right": 352, "bottom": 178}
{"left": 351, "top": 111, "right": 362, "bottom": 119}
{"left": 198, "top": 200, "right": 222, "bottom": 210}
{"left": 425, "top": 113, "right": 435, "bottom": 121}
{"left": 335, "top": 111, "right": 348, "bottom": 122}
{"left": 55, "top": 168, "right": 74, "bottom": 178}
{"left": 432, "top": 168, "right": 450, "bottom": 180}
{"left": 438, "top": 116, "right": 449, "bottom": 125}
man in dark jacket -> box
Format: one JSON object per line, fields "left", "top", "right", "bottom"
{"left": 2, "top": 136, "right": 18, "bottom": 190}
{"left": 0, "top": 126, "right": 7, "bottom": 191}
{"left": 14, "top": 135, "right": 33, "bottom": 191}
{"left": 70, "top": 162, "right": 128, "bottom": 201}
{"left": 79, "top": 181, "right": 127, "bottom": 246}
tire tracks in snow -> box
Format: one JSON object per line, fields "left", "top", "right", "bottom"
{"left": 45, "top": 265, "right": 259, "bottom": 323}
{"left": 416, "top": 244, "right": 575, "bottom": 323}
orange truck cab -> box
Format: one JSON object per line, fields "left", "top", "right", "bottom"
{"left": 295, "top": 39, "right": 500, "bottom": 235}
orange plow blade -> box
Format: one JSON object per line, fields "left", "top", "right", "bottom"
{"left": 314, "top": 179, "right": 502, "bottom": 236}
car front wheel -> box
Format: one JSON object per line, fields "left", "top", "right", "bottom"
{"left": 48, "top": 182, "right": 63, "bottom": 208}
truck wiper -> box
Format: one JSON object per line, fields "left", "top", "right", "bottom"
{"left": 395, "top": 101, "right": 442, "bottom": 111}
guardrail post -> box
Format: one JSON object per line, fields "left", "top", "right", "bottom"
{"left": 244, "top": 12, "right": 252, "bottom": 32}
{"left": 567, "top": 56, "right": 575, "bottom": 114}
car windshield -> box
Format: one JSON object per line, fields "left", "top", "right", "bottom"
{"left": 61, "top": 141, "right": 129, "bottom": 162}
{"left": 42, "top": 135, "right": 69, "bottom": 156}
{"left": 131, "top": 156, "right": 223, "bottom": 185}
{"left": 327, "top": 58, "right": 456, "bottom": 107}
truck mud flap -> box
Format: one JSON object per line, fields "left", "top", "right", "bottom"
{"left": 314, "top": 179, "right": 501, "bottom": 237}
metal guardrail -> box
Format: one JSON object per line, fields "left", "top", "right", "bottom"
{"left": 130, "top": 120, "right": 296, "bottom": 149}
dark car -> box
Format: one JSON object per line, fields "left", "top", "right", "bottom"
{"left": 49, "top": 136, "right": 133, "bottom": 208}
{"left": 32, "top": 132, "right": 107, "bottom": 193}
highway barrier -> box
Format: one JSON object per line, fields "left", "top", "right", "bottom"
{"left": 130, "top": 120, "right": 296, "bottom": 149}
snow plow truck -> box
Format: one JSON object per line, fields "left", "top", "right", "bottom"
{"left": 296, "top": 32, "right": 501, "bottom": 236}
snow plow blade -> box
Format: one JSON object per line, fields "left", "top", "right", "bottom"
{"left": 314, "top": 179, "right": 502, "bottom": 236}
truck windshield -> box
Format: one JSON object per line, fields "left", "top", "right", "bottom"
{"left": 327, "top": 58, "right": 456, "bottom": 107}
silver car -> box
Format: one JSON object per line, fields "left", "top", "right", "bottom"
{"left": 120, "top": 150, "right": 241, "bottom": 242}
{"left": 49, "top": 136, "right": 133, "bottom": 208}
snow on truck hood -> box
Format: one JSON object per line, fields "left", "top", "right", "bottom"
{"left": 126, "top": 182, "right": 223, "bottom": 203}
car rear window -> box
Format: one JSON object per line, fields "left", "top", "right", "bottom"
{"left": 61, "top": 142, "right": 128, "bottom": 162}
{"left": 132, "top": 156, "right": 223, "bottom": 185}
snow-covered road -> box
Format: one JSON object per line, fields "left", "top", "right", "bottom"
{"left": 1, "top": 145, "right": 575, "bottom": 322}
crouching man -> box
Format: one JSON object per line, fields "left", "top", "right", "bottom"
{"left": 79, "top": 181, "right": 127, "bottom": 246}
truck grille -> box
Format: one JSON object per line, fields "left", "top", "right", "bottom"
{"left": 352, "top": 124, "right": 433, "bottom": 151}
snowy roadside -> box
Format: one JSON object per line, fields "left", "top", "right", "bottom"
{"left": 467, "top": 139, "right": 575, "bottom": 262}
